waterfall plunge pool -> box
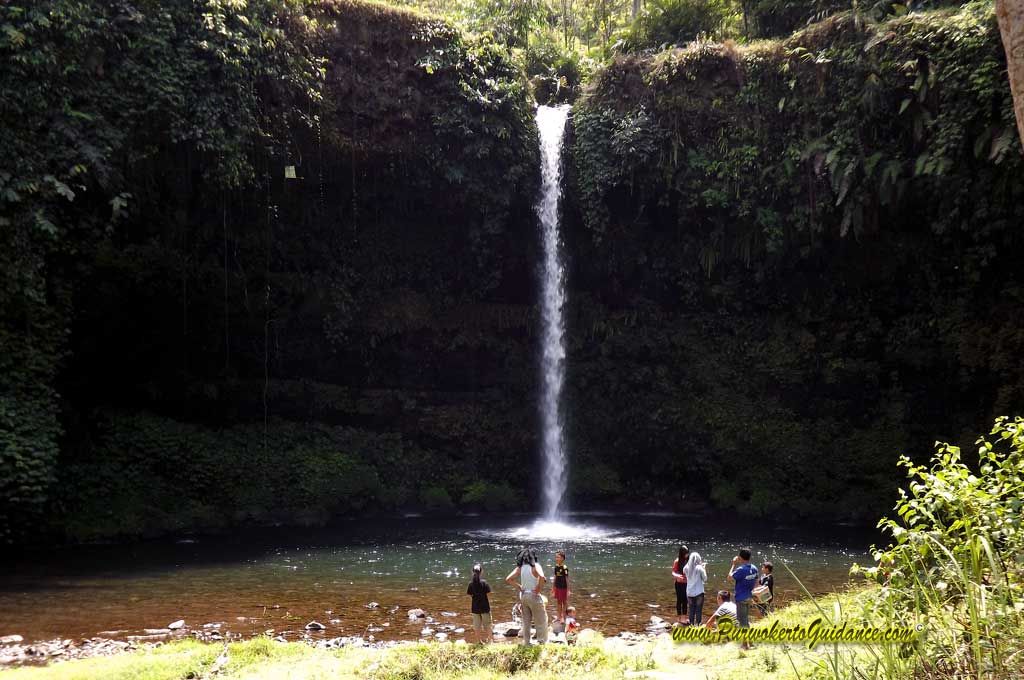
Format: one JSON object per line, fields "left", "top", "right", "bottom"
{"left": 1, "top": 514, "right": 871, "bottom": 645}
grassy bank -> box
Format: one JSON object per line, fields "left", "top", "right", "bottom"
{"left": 6, "top": 587, "right": 912, "bottom": 680}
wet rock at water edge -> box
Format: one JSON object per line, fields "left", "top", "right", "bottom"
{"left": 388, "top": 605, "right": 400, "bottom": 614}
{"left": 407, "top": 608, "right": 426, "bottom": 619}
{"left": 1, "top": 637, "right": 142, "bottom": 666}
{"left": 493, "top": 622, "right": 520, "bottom": 637}
{"left": 365, "top": 602, "right": 379, "bottom": 610}
{"left": 167, "top": 620, "right": 185, "bottom": 630}
{"left": 646, "top": 615, "right": 670, "bottom": 633}
{"left": 441, "top": 611, "right": 457, "bottom": 617}
{"left": 329, "top": 619, "right": 342, "bottom": 625}
{"left": 317, "top": 636, "right": 367, "bottom": 650}
{"left": 305, "top": 621, "right": 326, "bottom": 631}
{"left": 435, "top": 632, "right": 448, "bottom": 641}
{"left": 0, "top": 636, "right": 23, "bottom": 645}
{"left": 420, "top": 627, "right": 434, "bottom": 636}
{"left": 131, "top": 631, "right": 173, "bottom": 643}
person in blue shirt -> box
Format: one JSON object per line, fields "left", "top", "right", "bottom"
{"left": 730, "top": 547, "right": 759, "bottom": 647}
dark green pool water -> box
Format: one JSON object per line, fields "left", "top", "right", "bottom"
{"left": 0, "top": 514, "right": 873, "bottom": 644}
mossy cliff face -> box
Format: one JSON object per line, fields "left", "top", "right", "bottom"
{"left": 4, "top": 0, "right": 1022, "bottom": 542}
{"left": 566, "top": 3, "right": 1024, "bottom": 518}
{"left": 1, "top": 0, "right": 539, "bottom": 541}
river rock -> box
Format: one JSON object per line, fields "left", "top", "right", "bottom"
{"left": 128, "top": 634, "right": 170, "bottom": 642}
{"left": 420, "top": 627, "right": 434, "bottom": 636}
{"left": 441, "top": 611, "right": 457, "bottom": 617}
{"left": 364, "top": 602, "right": 379, "bottom": 610}
{"left": 407, "top": 608, "right": 426, "bottom": 619}
{"left": 435, "top": 632, "right": 448, "bottom": 641}
{"left": 167, "top": 620, "right": 185, "bottom": 630}
{"left": 0, "top": 636, "right": 23, "bottom": 645}
{"left": 142, "top": 629, "right": 172, "bottom": 635}
{"left": 454, "top": 627, "right": 465, "bottom": 634}
{"left": 646, "top": 615, "right": 670, "bottom": 633}
{"left": 329, "top": 619, "right": 342, "bottom": 625}
{"left": 305, "top": 621, "right": 326, "bottom": 631}
{"left": 493, "top": 622, "right": 520, "bottom": 637}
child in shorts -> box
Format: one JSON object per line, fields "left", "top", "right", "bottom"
{"left": 565, "top": 605, "right": 580, "bottom": 643}
{"left": 552, "top": 550, "right": 571, "bottom": 622}
{"left": 466, "top": 563, "right": 492, "bottom": 643}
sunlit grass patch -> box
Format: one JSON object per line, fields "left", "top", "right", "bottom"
{"left": 2, "top": 639, "right": 219, "bottom": 680}
{"left": 366, "top": 640, "right": 653, "bottom": 680}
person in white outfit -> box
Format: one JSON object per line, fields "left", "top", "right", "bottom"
{"left": 683, "top": 551, "right": 707, "bottom": 625}
{"left": 505, "top": 547, "right": 548, "bottom": 645}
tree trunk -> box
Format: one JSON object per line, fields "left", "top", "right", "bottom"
{"left": 996, "top": 0, "right": 1024, "bottom": 148}
{"left": 632, "top": 0, "right": 641, "bottom": 21}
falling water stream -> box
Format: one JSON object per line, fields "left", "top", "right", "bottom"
{"left": 535, "top": 105, "right": 572, "bottom": 523}
{"left": 0, "top": 108, "right": 874, "bottom": 652}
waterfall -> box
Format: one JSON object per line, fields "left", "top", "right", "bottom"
{"left": 535, "top": 104, "right": 571, "bottom": 521}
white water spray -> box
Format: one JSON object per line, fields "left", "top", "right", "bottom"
{"left": 535, "top": 104, "right": 571, "bottom": 521}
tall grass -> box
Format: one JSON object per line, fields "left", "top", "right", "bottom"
{"left": 812, "top": 416, "right": 1024, "bottom": 680}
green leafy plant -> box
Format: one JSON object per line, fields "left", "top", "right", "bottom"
{"left": 856, "top": 417, "right": 1024, "bottom": 678}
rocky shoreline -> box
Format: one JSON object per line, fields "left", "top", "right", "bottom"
{"left": 0, "top": 608, "right": 676, "bottom": 668}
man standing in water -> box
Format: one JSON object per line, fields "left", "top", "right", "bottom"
{"left": 730, "top": 547, "right": 759, "bottom": 649}
{"left": 506, "top": 547, "right": 548, "bottom": 645}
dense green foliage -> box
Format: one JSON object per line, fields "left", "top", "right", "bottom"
{"left": 854, "top": 417, "right": 1024, "bottom": 678}
{"left": 568, "top": 2, "right": 1024, "bottom": 518}
{"left": 2, "top": 0, "right": 1022, "bottom": 543}
{"left": 0, "top": 0, "right": 324, "bottom": 541}
{"left": 619, "top": 0, "right": 735, "bottom": 51}
{"left": 0, "top": 0, "right": 538, "bottom": 542}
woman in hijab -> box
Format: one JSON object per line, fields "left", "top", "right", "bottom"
{"left": 683, "top": 551, "right": 707, "bottom": 626}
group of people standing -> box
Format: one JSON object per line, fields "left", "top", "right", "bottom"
{"left": 466, "top": 547, "right": 578, "bottom": 645}
{"left": 671, "top": 546, "right": 774, "bottom": 632}
{"left": 464, "top": 544, "right": 775, "bottom": 646}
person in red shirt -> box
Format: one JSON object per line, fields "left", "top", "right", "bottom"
{"left": 671, "top": 545, "right": 690, "bottom": 624}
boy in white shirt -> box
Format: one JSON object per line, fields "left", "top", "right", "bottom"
{"left": 705, "top": 590, "right": 737, "bottom": 629}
